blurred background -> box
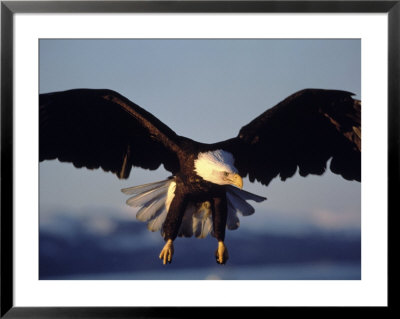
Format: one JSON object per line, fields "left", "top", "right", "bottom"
{"left": 39, "top": 39, "right": 361, "bottom": 280}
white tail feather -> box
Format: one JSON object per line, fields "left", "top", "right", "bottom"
{"left": 192, "top": 204, "right": 213, "bottom": 238}
{"left": 226, "top": 192, "right": 255, "bottom": 216}
{"left": 179, "top": 204, "right": 196, "bottom": 237}
{"left": 125, "top": 184, "right": 169, "bottom": 207}
{"left": 226, "top": 185, "right": 267, "bottom": 202}
{"left": 136, "top": 193, "right": 167, "bottom": 221}
{"left": 226, "top": 200, "right": 240, "bottom": 230}
{"left": 121, "top": 179, "right": 171, "bottom": 195}
{"left": 122, "top": 178, "right": 267, "bottom": 239}
{"left": 147, "top": 207, "right": 168, "bottom": 232}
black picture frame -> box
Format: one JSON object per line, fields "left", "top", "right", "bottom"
{"left": 1, "top": 1, "right": 397, "bottom": 317}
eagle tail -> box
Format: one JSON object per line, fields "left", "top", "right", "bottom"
{"left": 224, "top": 186, "right": 267, "bottom": 231}
{"left": 122, "top": 178, "right": 172, "bottom": 231}
{"left": 226, "top": 186, "right": 267, "bottom": 203}
{"left": 121, "top": 179, "right": 172, "bottom": 195}
{"left": 178, "top": 187, "right": 267, "bottom": 238}
{"left": 122, "top": 180, "right": 267, "bottom": 239}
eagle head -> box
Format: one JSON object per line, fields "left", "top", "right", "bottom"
{"left": 194, "top": 150, "right": 243, "bottom": 189}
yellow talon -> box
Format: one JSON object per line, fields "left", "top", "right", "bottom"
{"left": 215, "top": 241, "right": 229, "bottom": 264}
{"left": 159, "top": 239, "right": 174, "bottom": 265}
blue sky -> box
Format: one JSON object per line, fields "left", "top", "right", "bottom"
{"left": 39, "top": 39, "right": 361, "bottom": 235}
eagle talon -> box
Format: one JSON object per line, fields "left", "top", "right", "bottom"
{"left": 159, "top": 239, "right": 174, "bottom": 265}
{"left": 215, "top": 241, "right": 229, "bottom": 265}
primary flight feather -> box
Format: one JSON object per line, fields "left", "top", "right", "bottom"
{"left": 39, "top": 88, "right": 361, "bottom": 264}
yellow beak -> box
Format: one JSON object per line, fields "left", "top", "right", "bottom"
{"left": 229, "top": 173, "right": 243, "bottom": 189}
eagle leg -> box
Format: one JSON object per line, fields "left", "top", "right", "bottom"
{"left": 159, "top": 239, "right": 174, "bottom": 265}
{"left": 211, "top": 196, "right": 229, "bottom": 264}
{"left": 215, "top": 241, "right": 229, "bottom": 264}
{"left": 160, "top": 191, "right": 189, "bottom": 265}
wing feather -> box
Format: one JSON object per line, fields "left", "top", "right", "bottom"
{"left": 39, "top": 89, "right": 180, "bottom": 179}
{"left": 215, "top": 89, "right": 361, "bottom": 186}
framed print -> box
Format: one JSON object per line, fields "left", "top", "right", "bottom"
{"left": 1, "top": 0, "right": 397, "bottom": 317}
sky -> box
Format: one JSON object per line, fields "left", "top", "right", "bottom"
{"left": 39, "top": 39, "right": 361, "bottom": 237}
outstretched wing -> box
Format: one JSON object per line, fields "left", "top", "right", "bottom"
{"left": 40, "top": 89, "right": 181, "bottom": 178}
{"left": 216, "top": 89, "right": 361, "bottom": 186}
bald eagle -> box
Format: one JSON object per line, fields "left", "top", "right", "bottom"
{"left": 39, "top": 88, "right": 361, "bottom": 264}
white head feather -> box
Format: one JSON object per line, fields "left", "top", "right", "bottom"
{"left": 194, "top": 150, "right": 238, "bottom": 185}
